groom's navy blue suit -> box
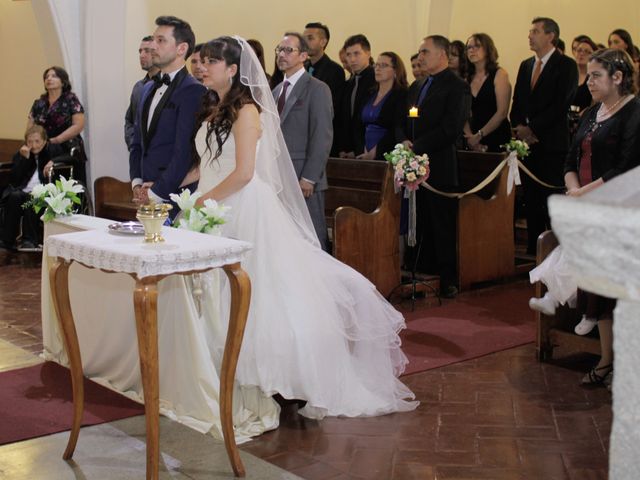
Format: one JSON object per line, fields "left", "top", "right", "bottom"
{"left": 129, "top": 67, "right": 206, "bottom": 200}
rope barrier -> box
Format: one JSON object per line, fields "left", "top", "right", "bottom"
{"left": 420, "top": 151, "right": 565, "bottom": 199}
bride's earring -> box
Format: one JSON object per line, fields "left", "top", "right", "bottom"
{"left": 228, "top": 76, "right": 233, "bottom": 86}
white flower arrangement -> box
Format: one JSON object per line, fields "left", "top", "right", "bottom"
{"left": 169, "top": 189, "right": 231, "bottom": 235}
{"left": 502, "top": 139, "right": 530, "bottom": 158}
{"left": 24, "top": 176, "right": 84, "bottom": 222}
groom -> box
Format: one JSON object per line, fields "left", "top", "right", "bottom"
{"left": 272, "top": 32, "right": 333, "bottom": 250}
{"left": 129, "top": 15, "right": 206, "bottom": 206}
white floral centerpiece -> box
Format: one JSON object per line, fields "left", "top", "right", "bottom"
{"left": 169, "top": 189, "right": 230, "bottom": 235}
{"left": 502, "top": 138, "right": 530, "bottom": 159}
{"left": 24, "top": 176, "right": 84, "bottom": 222}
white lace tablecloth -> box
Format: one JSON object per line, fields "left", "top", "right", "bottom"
{"left": 41, "top": 215, "right": 280, "bottom": 443}
{"left": 46, "top": 224, "right": 252, "bottom": 278}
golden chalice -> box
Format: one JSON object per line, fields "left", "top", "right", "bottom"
{"left": 136, "top": 202, "right": 172, "bottom": 243}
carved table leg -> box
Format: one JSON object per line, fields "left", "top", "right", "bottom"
{"left": 133, "top": 277, "right": 160, "bottom": 480}
{"left": 221, "top": 263, "right": 251, "bottom": 477}
{"left": 49, "top": 258, "right": 84, "bottom": 460}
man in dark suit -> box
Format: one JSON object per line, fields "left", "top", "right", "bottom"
{"left": 304, "top": 22, "right": 345, "bottom": 156}
{"left": 338, "top": 34, "right": 376, "bottom": 157}
{"left": 129, "top": 16, "right": 206, "bottom": 206}
{"left": 510, "top": 17, "right": 578, "bottom": 254}
{"left": 398, "top": 35, "right": 470, "bottom": 298}
{"left": 124, "top": 35, "right": 159, "bottom": 151}
{"left": 273, "top": 32, "right": 333, "bottom": 250}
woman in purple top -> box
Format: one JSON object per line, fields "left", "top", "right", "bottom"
{"left": 27, "top": 66, "right": 85, "bottom": 154}
{"left": 356, "top": 52, "right": 408, "bottom": 160}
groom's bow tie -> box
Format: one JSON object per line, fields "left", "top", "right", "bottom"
{"left": 153, "top": 73, "right": 171, "bottom": 87}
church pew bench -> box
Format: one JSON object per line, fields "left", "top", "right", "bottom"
{"left": 534, "top": 230, "right": 601, "bottom": 361}
{"left": 326, "top": 157, "right": 400, "bottom": 297}
{"left": 456, "top": 150, "right": 515, "bottom": 289}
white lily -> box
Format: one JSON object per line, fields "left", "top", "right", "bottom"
{"left": 44, "top": 183, "right": 59, "bottom": 195}
{"left": 201, "top": 198, "right": 231, "bottom": 220}
{"left": 30, "top": 183, "right": 48, "bottom": 198}
{"left": 181, "top": 209, "right": 208, "bottom": 232}
{"left": 58, "top": 176, "right": 84, "bottom": 194}
{"left": 44, "top": 192, "right": 72, "bottom": 214}
{"left": 169, "top": 189, "right": 202, "bottom": 211}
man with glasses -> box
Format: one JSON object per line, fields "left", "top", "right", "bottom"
{"left": 272, "top": 32, "right": 333, "bottom": 250}
{"left": 510, "top": 17, "right": 577, "bottom": 255}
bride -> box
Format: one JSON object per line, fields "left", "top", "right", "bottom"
{"left": 192, "top": 36, "right": 418, "bottom": 419}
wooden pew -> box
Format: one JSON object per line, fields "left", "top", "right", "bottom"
{"left": 93, "top": 176, "right": 137, "bottom": 221}
{"left": 0, "top": 139, "right": 23, "bottom": 190}
{"left": 327, "top": 158, "right": 400, "bottom": 297}
{"left": 94, "top": 158, "right": 401, "bottom": 296}
{"left": 456, "top": 150, "right": 515, "bottom": 289}
{"left": 534, "top": 230, "right": 600, "bottom": 361}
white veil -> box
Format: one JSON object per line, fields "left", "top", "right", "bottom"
{"left": 233, "top": 35, "right": 321, "bottom": 249}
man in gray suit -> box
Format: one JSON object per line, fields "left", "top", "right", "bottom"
{"left": 273, "top": 32, "right": 333, "bottom": 250}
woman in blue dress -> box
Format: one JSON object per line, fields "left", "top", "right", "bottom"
{"left": 355, "top": 52, "right": 408, "bottom": 160}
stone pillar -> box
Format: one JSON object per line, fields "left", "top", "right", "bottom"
{"left": 549, "top": 165, "right": 640, "bottom": 479}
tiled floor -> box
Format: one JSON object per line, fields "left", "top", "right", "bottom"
{"left": 0, "top": 250, "right": 611, "bottom": 479}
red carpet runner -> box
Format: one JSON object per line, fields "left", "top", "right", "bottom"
{"left": 400, "top": 281, "right": 536, "bottom": 376}
{"left": 0, "top": 361, "right": 144, "bottom": 445}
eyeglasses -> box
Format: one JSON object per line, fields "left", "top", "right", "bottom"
{"left": 575, "top": 48, "right": 593, "bottom": 55}
{"left": 466, "top": 44, "right": 481, "bottom": 51}
{"left": 374, "top": 63, "right": 392, "bottom": 69}
{"left": 274, "top": 46, "right": 299, "bottom": 55}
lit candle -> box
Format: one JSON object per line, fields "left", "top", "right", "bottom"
{"left": 409, "top": 106, "right": 419, "bottom": 118}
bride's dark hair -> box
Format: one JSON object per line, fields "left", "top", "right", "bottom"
{"left": 192, "top": 36, "right": 261, "bottom": 167}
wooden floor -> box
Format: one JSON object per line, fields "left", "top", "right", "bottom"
{"left": 0, "top": 250, "right": 611, "bottom": 480}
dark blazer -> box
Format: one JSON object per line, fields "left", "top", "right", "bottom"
{"left": 355, "top": 88, "right": 407, "bottom": 159}
{"left": 129, "top": 67, "right": 206, "bottom": 200}
{"left": 510, "top": 50, "right": 578, "bottom": 156}
{"left": 398, "top": 69, "right": 470, "bottom": 188}
{"left": 9, "top": 143, "right": 64, "bottom": 190}
{"left": 337, "top": 65, "right": 376, "bottom": 155}
{"left": 272, "top": 72, "right": 333, "bottom": 191}
{"left": 307, "top": 54, "right": 345, "bottom": 110}
{"left": 124, "top": 74, "right": 152, "bottom": 151}
{"left": 564, "top": 98, "right": 640, "bottom": 182}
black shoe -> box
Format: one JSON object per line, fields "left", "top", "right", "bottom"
{"left": 17, "top": 240, "right": 42, "bottom": 253}
{"left": 441, "top": 285, "right": 458, "bottom": 299}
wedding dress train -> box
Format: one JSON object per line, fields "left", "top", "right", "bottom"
{"left": 196, "top": 123, "right": 418, "bottom": 419}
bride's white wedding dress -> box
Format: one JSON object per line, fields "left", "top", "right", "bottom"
{"left": 196, "top": 122, "right": 418, "bottom": 419}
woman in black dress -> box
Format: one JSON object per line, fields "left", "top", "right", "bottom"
{"left": 564, "top": 48, "right": 640, "bottom": 385}
{"left": 572, "top": 37, "right": 597, "bottom": 111}
{"left": 462, "top": 33, "right": 511, "bottom": 153}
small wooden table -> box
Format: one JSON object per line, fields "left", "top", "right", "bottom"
{"left": 46, "top": 227, "right": 253, "bottom": 479}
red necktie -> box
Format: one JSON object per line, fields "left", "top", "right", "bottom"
{"left": 530, "top": 59, "right": 542, "bottom": 89}
{"left": 277, "top": 81, "right": 290, "bottom": 115}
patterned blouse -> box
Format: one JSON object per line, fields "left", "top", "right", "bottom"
{"left": 29, "top": 91, "right": 84, "bottom": 139}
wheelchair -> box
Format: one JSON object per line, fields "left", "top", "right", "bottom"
{"left": 47, "top": 142, "right": 93, "bottom": 216}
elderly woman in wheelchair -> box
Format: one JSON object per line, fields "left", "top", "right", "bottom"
{"left": 0, "top": 125, "right": 64, "bottom": 252}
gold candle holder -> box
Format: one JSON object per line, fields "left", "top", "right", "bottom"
{"left": 136, "top": 202, "right": 172, "bottom": 243}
